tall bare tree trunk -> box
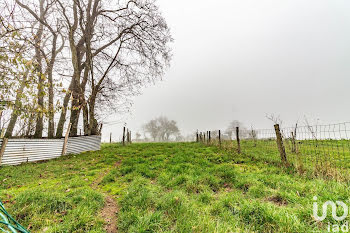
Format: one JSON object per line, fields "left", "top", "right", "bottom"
{"left": 55, "top": 82, "right": 72, "bottom": 138}
{"left": 83, "top": 104, "right": 89, "bottom": 135}
{"left": 5, "top": 71, "right": 29, "bottom": 138}
{"left": 47, "top": 34, "right": 58, "bottom": 138}
{"left": 69, "top": 76, "right": 81, "bottom": 137}
{"left": 26, "top": 113, "right": 34, "bottom": 137}
{"left": 88, "top": 94, "right": 98, "bottom": 135}
{"left": 33, "top": 0, "right": 45, "bottom": 138}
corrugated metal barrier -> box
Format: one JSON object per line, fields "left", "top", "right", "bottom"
{"left": 66, "top": 135, "right": 101, "bottom": 155}
{"left": 0, "top": 135, "right": 101, "bottom": 166}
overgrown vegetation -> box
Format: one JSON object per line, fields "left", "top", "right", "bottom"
{"left": 1, "top": 142, "right": 348, "bottom": 232}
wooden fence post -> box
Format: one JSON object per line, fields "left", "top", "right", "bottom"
{"left": 236, "top": 127, "right": 241, "bottom": 154}
{"left": 122, "top": 127, "right": 126, "bottom": 146}
{"left": 128, "top": 130, "right": 130, "bottom": 143}
{"left": 0, "top": 138, "right": 8, "bottom": 166}
{"left": 291, "top": 132, "right": 296, "bottom": 153}
{"left": 62, "top": 123, "right": 72, "bottom": 156}
{"left": 274, "top": 124, "right": 288, "bottom": 165}
{"left": 110, "top": 133, "right": 112, "bottom": 143}
{"left": 126, "top": 129, "right": 129, "bottom": 144}
{"left": 208, "top": 131, "right": 211, "bottom": 143}
{"left": 99, "top": 124, "right": 103, "bottom": 135}
{"left": 196, "top": 131, "right": 199, "bottom": 142}
{"left": 219, "top": 130, "right": 221, "bottom": 147}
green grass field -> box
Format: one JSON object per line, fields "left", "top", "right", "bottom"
{"left": 216, "top": 138, "right": 350, "bottom": 180}
{"left": 1, "top": 142, "right": 349, "bottom": 232}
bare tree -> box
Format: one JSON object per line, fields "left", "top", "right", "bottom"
{"left": 53, "top": 0, "right": 172, "bottom": 137}
{"left": 15, "top": 0, "right": 65, "bottom": 138}
{"left": 143, "top": 116, "right": 179, "bottom": 141}
{"left": 158, "top": 117, "right": 179, "bottom": 141}
{"left": 1, "top": 0, "right": 172, "bottom": 139}
{"left": 0, "top": 9, "right": 39, "bottom": 138}
{"left": 304, "top": 116, "right": 319, "bottom": 140}
{"left": 266, "top": 113, "right": 283, "bottom": 126}
{"left": 143, "top": 119, "right": 159, "bottom": 141}
{"left": 135, "top": 132, "right": 141, "bottom": 140}
{"left": 225, "top": 120, "right": 245, "bottom": 139}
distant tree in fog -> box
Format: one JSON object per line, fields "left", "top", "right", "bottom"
{"left": 143, "top": 116, "right": 180, "bottom": 141}
{"left": 211, "top": 131, "right": 218, "bottom": 138}
{"left": 158, "top": 117, "right": 180, "bottom": 141}
{"left": 225, "top": 120, "right": 245, "bottom": 139}
{"left": 143, "top": 119, "right": 159, "bottom": 141}
{"left": 135, "top": 132, "right": 141, "bottom": 141}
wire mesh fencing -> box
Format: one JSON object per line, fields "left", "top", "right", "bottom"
{"left": 197, "top": 122, "right": 350, "bottom": 180}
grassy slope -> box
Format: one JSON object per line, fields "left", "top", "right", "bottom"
{"left": 0, "top": 145, "right": 122, "bottom": 232}
{"left": 1, "top": 142, "right": 348, "bottom": 232}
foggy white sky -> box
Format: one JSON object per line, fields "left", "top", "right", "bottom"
{"left": 102, "top": 0, "right": 350, "bottom": 141}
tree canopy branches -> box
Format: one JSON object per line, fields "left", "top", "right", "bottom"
{"left": 0, "top": 0, "right": 172, "bottom": 138}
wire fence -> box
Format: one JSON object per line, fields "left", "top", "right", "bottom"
{"left": 197, "top": 122, "right": 350, "bottom": 180}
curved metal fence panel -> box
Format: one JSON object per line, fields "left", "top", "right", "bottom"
{"left": 0, "top": 135, "right": 101, "bottom": 166}
{"left": 66, "top": 135, "right": 101, "bottom": 155}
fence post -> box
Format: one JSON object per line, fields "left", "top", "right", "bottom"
{"left": 128, "top": 130, "right": 130, "bottom": 143}
{"left": 204, "top": 132, "right": 206, "bottom": 143}
{"left": 99, "top": 124, "right": 103, "bottom": 135}
{"left": 274, "top": 124, "right": 288, "bottom": 165}
{"left": 208, "top": 131, "right": 211, "bottom": 143}
{"left": 127, "top": 129, "right": 130, "bottom": 143}
{"left": 219, "top": 130, "right": 221, "bottom": 147}
{"left": 62, "top": 123, "right": 72, "bottom": 156}
{"left": 236, "top": 127, "right": 241, "bottom": 154}
{"left": 291, "top": 132, "right": 296, "bottom": 153}
{"left": 0, "top": 138, "right": 8, "bottom": 166}
{"left": 110, "top": 133, "right": 112, "bottom": 143}
{"left": 122, "top": 127, "right": 126, "bottom": 146}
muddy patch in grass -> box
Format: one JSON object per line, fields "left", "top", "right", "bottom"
{"left": 267, "top": 195, "right": 288, "bottom": 206}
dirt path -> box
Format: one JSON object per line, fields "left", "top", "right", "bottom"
{"left": 91, "top": 161, "right": 121, "bottom": 233}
